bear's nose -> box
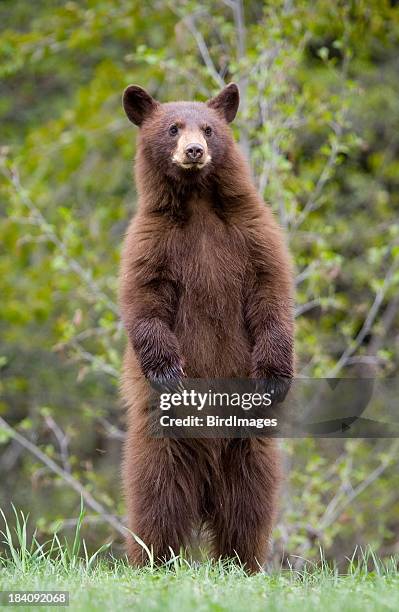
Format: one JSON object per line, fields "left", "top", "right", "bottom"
{"left": 185, "top": 143, "right": 204, "bottom": 161}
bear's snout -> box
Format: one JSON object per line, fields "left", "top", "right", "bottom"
{"left": 185, "top": 143, "right": 204, "bottom": 161}
{"left": 172, "top": 128, "right": 211, "bottom": 170}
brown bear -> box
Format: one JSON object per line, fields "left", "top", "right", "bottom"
{"left": 119, "top": 83, "right": 294, "bottom": 573}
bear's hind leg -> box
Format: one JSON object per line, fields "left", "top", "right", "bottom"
{"left": 123, "top": 436, "right": 200, "bottom": 566}
{"left": 209, "top": 439, "right": 280, "bottom": 573}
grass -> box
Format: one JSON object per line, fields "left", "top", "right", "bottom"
{"left": 1, "top": 505, "right": 399, "bottom": 612}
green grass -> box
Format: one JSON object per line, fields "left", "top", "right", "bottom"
{"left": 1, "top": 506, "right": 399, "bottom": 612}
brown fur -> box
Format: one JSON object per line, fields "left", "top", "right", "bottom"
{"left": 119, "top": 84, "right": 294, "bottom": 573}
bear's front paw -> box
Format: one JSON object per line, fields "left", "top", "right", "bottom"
{"left": 251, "top": 368, "right": 292, "bottom": 406}
{"left": 145, "top": 354, "right": 185, "bottom": 391}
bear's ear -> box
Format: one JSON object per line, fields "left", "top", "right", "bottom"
{"left": 123, "top": 85, "right": 159, "bottom": 126}
{"left": 207, "top": 83, "right": 239, "bottom": 123}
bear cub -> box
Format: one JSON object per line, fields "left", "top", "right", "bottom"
{"left": 119, "top": 83, "right": 294, "bottom": 573}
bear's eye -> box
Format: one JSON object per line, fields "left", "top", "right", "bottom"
{"left": 204, "top": 126, "right": 212, "bottom": 137}
{"left": 169, "top": 124, "right": 179, "bottom": 136}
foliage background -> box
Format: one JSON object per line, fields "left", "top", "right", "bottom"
{"left": 1, "top": 0, "right": 399, "bottom": 567}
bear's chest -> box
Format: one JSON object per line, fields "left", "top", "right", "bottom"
{"left": 169, "top": 201, "right": 248, "bottom": 314}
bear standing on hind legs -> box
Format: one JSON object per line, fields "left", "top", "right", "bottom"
{"left": 119, "top": 83, "right": 294, "bottom": 573}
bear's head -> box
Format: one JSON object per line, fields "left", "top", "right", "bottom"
{"left": 122, "top": 83, "right": 239, "bottom": 183}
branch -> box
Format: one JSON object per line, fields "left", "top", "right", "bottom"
{"left": 44, "top": 415, "right": 71, "bottom": 474}
{"left": 295, "top": 263, "right": 316, "bottom": 286}
{"left": 290, "top": 34, "right": 352, "bottom": 232}
{"left": 291, "top": 123, "right": 343, "bottom": 232}
{"left": 66, "top": 340, "right": 119, "bottom": 378}
{"left": 5, "top": 167, "right": 119, "bottom": 316}
{"left": 367, "top": 292, "right": 399, "bottom": 357}
{"left": 0, "top": 416, "right": 127, "bottom": 537}
{"left": 328, "top": 260, "right": 397, "bottom": 377}
{"left": 183, "top": 14, "right": 225, "bottom": 88}
{"left": 226, "top": 0, "right": 250, "bottom": 159}
{"left": 98, "top": 417, "right": 126, "bottom": 441}
{"left": 319, "top": 440, "right": 399, "bottom": 530}
{"left": 231, "top": 0, "right": 246, "bottom": 60}
{"left": 295, "top": 299, "right": 321, "bottom": 318}
{"left": 55, "top": 322, "right": 123, "bottom": 351}
{"left": 59, "top": 514, "right": 125, "bottom": 529}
